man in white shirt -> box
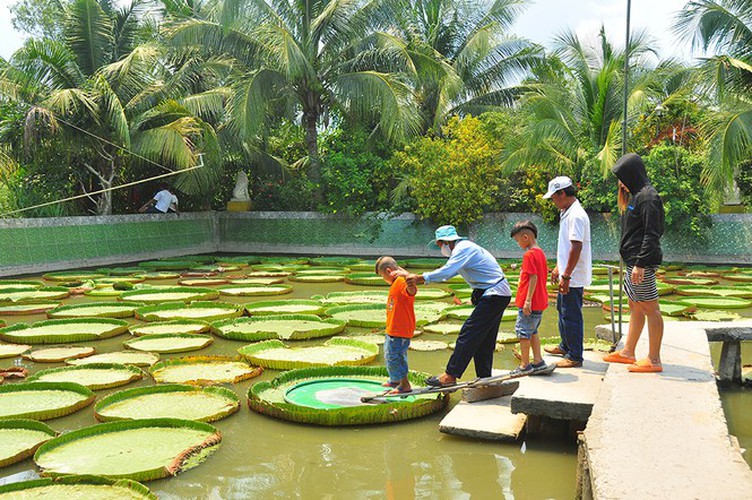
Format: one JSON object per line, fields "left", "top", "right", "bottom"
{"left": 542, "top": 176, "right": 592, "bottom": 368}
{"left": 139, "top": 183, "right": 174, "bottom": 214}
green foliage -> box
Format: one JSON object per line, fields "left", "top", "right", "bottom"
{"left": 736, "top": 163, "right": 752, "bottom": 207}
{"left": 253, "top": 175, "right": 315, "bottom": 212}
{"left": 10, "top": 0, "right": 66, "bottom": 39}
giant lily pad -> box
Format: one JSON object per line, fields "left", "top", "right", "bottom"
{"left": 226, "top": 277, "right": 286, "bottom": 285}
{"left": 294, "top": 267, "right": 349, "bottom": 276}
{"left": 66, "top": 351, "right": 160, "bottom": 367}
{"left": 129, "top": 319, "right": 211, "bottom": 336}
{"left": 177, "top": 277, "right": 229, "bottom": 286}
{"left": 0, "top": 381, "right": 95, "bottom": 420}
{"left": 675, "top": 286, "right": 752, "bottom": 299}
{"left": 0, "top": 286, "right": 70, "bottom": 303}
{"left": 0, "top": 279, "right": 43, "bottom": 288}
{"left": 0, "top": 301, "right": 60, "bottom": 315}
{"left": 0, "top": 318, "right": 129, "bottom": 344}
{"left": 94, "top": 277, "right": 146, "bottom": 286}
{"left": 690, "top": 310, "right": 744, "bottom": 321}
{"left": 43, "top": 271, "right": 106, "bottom": 281}
{"left": 34, "top": 418, "right": 222, "bottom": 481}
{"left": 135, "top": 301, "right": 244, "bottom": 322}
{"left": 0, "top": 343, "right": 31, "bottom": 359}
{"left": 23, "top": 345, "right": 95, "bottom": 363}
{"left": 309, "top": 257, "right": 361, "bottom": 267}
{"left": 150, "top": 356, "right": 262, "bottom": 385}
{"left": 724, "top": 274, "right": 752, "bottom": 283}
{"left": 344, "top": 273, "right": 389, "bottom": 286}
{"left": 84, "top": 286, "right": 122, "bottom": 297}
{"left": 414, "top": 302, "right": 452, "bottom": 325}
{"left": 325, "top": 304, "right": 385, "bottom": 328}
{"left": 138, "top": 260, "right": 198, "bottom": 271}
{"left": 245, "top": 299, "right": 326, "bottom": 316}
{"left": 97, "top": 266, "right": 146, "bottom": 275}
{"left": 248, "top": 366, "right": 448, "bottom": 426}
{"left": 215, "top": 284, "right": 293, "bottom": 296}
{"left": 439, "top": 305, "right": 518, "bottom": 322}
{"left": 27, "top": 363, "right": 145, "bottom": 390}
{"left": 95, "top": 385, "right": 239, "bottom": 423}
{"left": 212, "top": 315, "right": 346, "bottom": 341}
{"left": 658, "top": 300, "right": 696, "bottom": 317}
{"left": 242, "top": 270, "right": 291, "bottom": 278}
{"left": 409, "top": 340, "right": 449, "bottom": 351}
{"left": 124, "top": 334, "right": 213, "bottom": 354}
{"left": 316, "top": 291, "right": 389, "bottom": 305}
{"left": 288, "top": 274, "right": 345, "bottom": 283}
{"left": 0, "top": 419, "right": 57, "bottom": 468}
{"left": 237, "top": 338, "right": 378, "bottom": 369}
{"left": 120, "top": 287, "right": 219, "bottom": 304}
{"left": 0, "top": 476, "right": 157, "bottom": 499}
{"left": 141, "top": 272, "right": 181, "bottom": 280}
{"left": 421, "top": 323, "right": 463, "bottom": 335}
{"left": 47, "top": 301, "right": 145, "bottom": 319}
{"left": 661, "top": 277, "right": 719, "bottom": 286}
{"left": 675, "top": 296, "right": 752, "bottom": 309}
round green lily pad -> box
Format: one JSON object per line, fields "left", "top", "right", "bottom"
{"left": 316, "top": 291, "right": 389, "bottom": 305}
{"left": 661, "top": 277, "right": 719, "bottom": 286}
{"left": 675, "top": 286, "right": 752, "bottom": 299}
{"left": 402, "top": 258, "right": 448, "bottom": 269}
{"left": 84, "top": 286, "right": 122, "bottom": 297}
{"left": 95, "top": 385, "right": 240, "bottom": 423}
{"left": 0, "top": 286, "right": 70, "bottom": 303}
{"left": 0, "top": 318, "right": 129, "bottom": 344}
{"left": 409, "top": 340, "right": 449, "bottom": 351}
{"left": 129, "top": 319, "right": 211, "bottom": 336}
{"left": 294, "top": 267, "right": 349, "bottom": 276}
{"left": 325, "top": 304, "right": 385, "bottom": 328}
{"left": 242, "top": 271, "right": 291, "bottom": 278}
{"left": 0, "top": 342, "right": 31, "bottom": 359}
{"left": 176, "top": 277, "right": 229, "bottom": 286}
{"left": 447, "top": 284, "right": 473, "bottom": 298}
{"left": 416, "top": 288, "right": 452, "bottom": 300}
{"left": 93, "top": 277, "right": 146, "bottom": 286}
{"left": 440, "top": 305, "right": 475, "bottom": 320}
{"left": 66, "top": 351, "right": 160, "bottom": 367}
{"left": 141, "top": 272, "right": 181, "bottom": 280}
{"left": 0, "top": 381, "right": 95, "bottom": 420}
{"left": 43, "top": 271, "right": 106, "bottom": 281}
{"left": 421, "top": 323, "right": 463, "bottom": 335}
{"left": 46, "top": 301, "right": 145, "bottom": 319}
{"left": 345, "top": 334, "right": 386, "bottom": 345}
{"left": 309, "top": 257, "right": 361, "bottom": 267}
{"left": 27, "top": 363, "right": 145, "bottom": 390}
{"left": 245, "top": 299, "right": 326, "bottom": 316}
{"left": 344, "top": 273, "right": 389, "bottom": 286}
{"left": 226, "top": 277, "right": 286, "bottom": 285}
{"left": 0, "top": 419, "right": 57, "bottom": 468}
{"left": 138, "top": 260, "right": 198, "bottom": 271}
{"left": 258, "top": 256, "right": 309, "bottom": 265}
{"left": 212, "top": 315, "right": 346, "bottom": 341}
{"left": 215, "top": 284, "right": 293, "bottom": 297}
{"left": 248, "top": 366, "right": 448, "bottom": 426}
{"left": 414, "top": 302, "right": 452, "bottom": 325}
{"left": 237, "top": 338, "right": 379, "bottom": 369}
{"left": 725, "top": 274, "right": 752, "bottom": 283}
{"left": 288, "top": 274, "right": 345, "bottom": 283}
{"left": 34, "top": 418, "right": 222, "bottom": 481}
{"left": 97, "top": 266, "right": 146, "bottom": 276}
{"left": 251, "top": 264, "right": 305, "bottom": 273}
{"left": 0, "top": 301, "right": 60, "bottom": 315}
{"left": 135, "top": 301, "right": 244, "bottom": 322}
{"left": 690, "top": 310, "right": 744, "bottom": 321}
{"left": 23, "top": 345, "right": 95, "bottom": 363}
{"left": 658, "top": 300, "right": 695, "bottom": 317}
{"left": 676, "top": 296, "right": 752, "bottom": 309}
{"left": 120, "top": 287, "right": 220, "bottom": 304}
{"left": 0, "top": 279, "right": 43, "bottom": 288}
{"left": 150, "top": 356, "right": 263, "bottom": 385}
{"left": 0, "top": 475, "right": 157, "bottom": 499}
{"left": 124, "top": 334, "right": 213, "bottom": 353}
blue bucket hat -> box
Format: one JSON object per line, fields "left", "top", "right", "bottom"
{"left": 429, "top": 225, "right": 467, "bottom": 248}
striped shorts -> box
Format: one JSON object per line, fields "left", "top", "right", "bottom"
{"left": 624, "top": 265, "right": 659, "bottom": 302}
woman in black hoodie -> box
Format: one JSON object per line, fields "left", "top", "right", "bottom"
{"left": 603, "top": 153, "right": 665, "bottom": 373}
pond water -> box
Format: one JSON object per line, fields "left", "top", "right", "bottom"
{"left": 0, "top": 261, "right": 750, "bottom": 498}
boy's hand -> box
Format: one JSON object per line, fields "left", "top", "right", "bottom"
{"left": 405, "top": 274, "right": 418, "bottom": 287}
{"left": 523, "top": 300, "right": 532, "bottom": 315}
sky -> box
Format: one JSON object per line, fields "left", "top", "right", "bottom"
{"left": 0, "top": 0, "right": 700, "bottom": 61}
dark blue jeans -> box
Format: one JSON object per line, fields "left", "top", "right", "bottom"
{"left": 446, "top": 295, "right": 511, "bottom": 379}
{"left": 556, "top": 287, "right": 584, "bottom": 362}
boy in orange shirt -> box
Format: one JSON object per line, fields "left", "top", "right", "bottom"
{"left": 375, "top": 256, "right": 417, "bottom": 393}
{"left": 510, "top": 221, "right": 549, "bottom": 374}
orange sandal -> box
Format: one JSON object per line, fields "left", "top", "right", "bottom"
{"left": 602, "top": 350, "right": 636, "bottom": 364}
{"left": 627, "top": 358, "right": 663, "bottom": 373}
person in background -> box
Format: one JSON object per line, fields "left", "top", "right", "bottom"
{"left": 406, "top": 225, "right": 511, "bottom": 387}
{"left": 139, "top": 183, "right": 173, "bottom": 214}
{"left": 603, "top": 153, "right": 666, "bottom": 373}
{"left": 542, "top": 176, "right": 592, "bottom": 368}
{"left": 168, "top": 193, "right": 179, "bottom": 214}
{"left": 375, "top": 256, "right": 417, "bottom": 394}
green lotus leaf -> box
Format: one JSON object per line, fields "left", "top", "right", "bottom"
{"left": 135, "top": 302, "right": 244, "bottom": 322}
{"left": 308, "top": 257, "right": 360, "bottom": 267}
{"left": 248, "top": 366, "right": 448, "bottom": 426}
{"left": 150, "top": 356, "right": 263, "bottom": 385}
{"left": 124, "top": 334, "right": 213, "bottom": 354}
{"left": 177, "top": 277, "right": 229, "bottom": 286}
{"left": 294, "top": 267, "right": 349, "bottom": 275}
{"left": 288, "top": 274, "right": 345, "bottom": 283}
{"left": 193, "top": 264, "right": 242, "bottom": 273}
{"left": 413, "top": 302, "right": 453, "bottom": 325}
{"left": 346, "top": 261, "right": 377, "bottom": 272}
{"left": 325, "top": 304, "right": 386, "bottom": 328}
{"left": 660, "top": 277, "right": 719, "bottom": 286}
{"left": 539, "top": 336, "right": 613, "bottom": 351}
{"left": 421, "top": 323, "right": 463, "bottom": 335}
{"left": 93, "top": 277, "right": 146, "bottom": 287}
{"left": 0, "top": 279, "right": 43, "bottom": 287}
{"left": 237, "top": 337, "right": 379, "bottom": 369}
{"left": 675, "top": 286, "right": 752, "bottom": 299}
{"left": 0, "top": 475, "right": 157, "bottom": 499}
{"left": 0, "top": 286, "right": 70, "bottom": 303}
{"left": 344, "top": 273, "right": 389, "bottom": 286}
{"left": 0, "top": 283, "right": 42, "bottom": 293}
{"left": 215, "top": 284, "right": 293, "bottom": 296}
{"left": 439, "top": 305, "right": 517, "bottom": 322}
{"left": 23, "top": 346, "right": 95, "bottom": 363}
{"left": 0, "top": 381, "right": 95, "bottom": 420}
{"left": 409, "top": 340, "right": 449, "bottom": 351}
{"left": 676, "top": 296, "right": 752, "bottom": 309}
{"left": 725, "top": 274, "right": 752, "bottom": 283}
{"left": 690, "top": 310, "right": 744, "bottom": 321}
{"left": 0, "top": 301, "right": 60, "bottom": 315}
{"left": 34, "top": 418, "right": 221, "bottom": 481}
{"left": 658, "top": 300, "right": 695, "bottom": 317}
{"left": 27, "top": 363, "right": 145, "bottom": 390}
{"left": 141, "top": 272, "right": 181, "bottom": 280}
{"left": 245, "top": 299, "right": 326, "bottom": 316}
{"left": 120, "top": 287, "right": 219, "bottom": 304}
{"left": 259, "top": 256, "right": 309, "bottom": 265}
{"left": 97, "top": 266, "right": 147, "bottom": 276}
{"left": 129, "top": 319, "right": 211, "bottom": 336}
{"left": 0, "top": 419, "right": 57, "bottom": 468}
{"left": 679, "top": 270, "right": 722, "bottom": 278}
{"left": 318, "top": 291, "right": 388, "bottom": 305}
{"left": 212, "top": 315, "right": 346, "bottom": 341}
{"left": 47, "top": 301, "right": 146, "bottom": 319}
{"left": 43, "top": 271, "right": 107, "bottom": 281}
{"left": 402, "top": 258, "right": 448, "bottom": 269}
{"left": 66, "top": 351, "right": 160, "bottom": 367}
{"left": 0, "top": 318, "right": 129, "bottom": 344}
{"left": 138, "top": 260, "right": 198, "bottom": 271}
{"left": 0, "top": 342, "right": 31, "bottom": 359}
{"left": 496, "top": 331, "right": 519, "bottom": 344}
{"left": 225, "top": 277, "right": 286, "bottom": 285}
{"left": 95, "top": 385, "right": 239, "bottom": 423}
{"left": 252, "top": 264, "right": 306, "bottom": 273}
{"left": 447, "top": 284, "right": 473, "bottom": 298}
{"left": 84, "top": 286, "right": 122, "bottom": 297}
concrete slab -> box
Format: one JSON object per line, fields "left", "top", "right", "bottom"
{"left": 439, "top": 395, "right": 526, "bottom": 441}
{"left": 510, "top": 352, "right": 608, "bottom": 421}
{"left": 579, "top": 321, "right": 752, "bottom": 499}
{"left": 461, "top": 380, "right": 519, "bottom": 403}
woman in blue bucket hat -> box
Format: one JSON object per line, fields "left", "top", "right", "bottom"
{"left": 405, "top": 225, "right": 512, "bottom": 386}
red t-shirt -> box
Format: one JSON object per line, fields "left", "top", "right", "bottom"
{"left": 516, "top": 247, "right": 549, "bottom": 311}
{"left": 385, "top": 276, "right": 416, "bottom": 338}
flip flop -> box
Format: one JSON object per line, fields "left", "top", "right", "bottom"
{"left": 381, "top": 381, "right": 399, "bottom": 388}
{"left": 603, "top": 350, "right": 636, "bottom": 364}
{"left": 425, "top": 375, "right": 456, "bottom": 387}
{"left": 388, "top": 387, "right": 412, "bottom": 395}
{"left": 627, "top": 358, "right": 663, "bottom": 373}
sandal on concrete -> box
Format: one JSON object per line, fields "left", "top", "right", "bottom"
{"left": 603, "top": 350, "right": 636, "bottom": 364}
{"left": 627, "top": 358, "right": 663, "bottom": 373}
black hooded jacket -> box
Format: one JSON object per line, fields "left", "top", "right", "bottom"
{"left": 612, "top": 153, "right": 665, "bottom": 267}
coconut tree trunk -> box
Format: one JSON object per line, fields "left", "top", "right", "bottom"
{"left": 303, "top": 101, "right": 323, "bottom": 205}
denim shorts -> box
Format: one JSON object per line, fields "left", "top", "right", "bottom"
{"left": 514, "top": 310, "right": 543, "bottom": 339}
{"left": 384, "top": 335, "right": 411, "bottom": 382}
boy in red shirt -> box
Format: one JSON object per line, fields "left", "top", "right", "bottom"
{"left": 375, "top": 256, "right": 417, "bottom": 393}
{"left": 510, "top": 221, "right": 549, "bottom": 374}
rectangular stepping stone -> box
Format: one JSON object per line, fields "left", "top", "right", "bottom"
{"left": 439, "top": 396, "right": 526, "bottom": 441}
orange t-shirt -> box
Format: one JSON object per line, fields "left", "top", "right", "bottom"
{"left": 385, "top": 276, "right": 416, "bottom": 338}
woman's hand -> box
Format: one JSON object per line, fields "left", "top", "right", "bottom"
{"left": 631, "top": 266, "right": 645, "bottom": 285}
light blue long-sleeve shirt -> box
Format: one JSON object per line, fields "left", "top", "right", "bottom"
{"left": 422, "top": 240, "right": 511, "bottom": 297}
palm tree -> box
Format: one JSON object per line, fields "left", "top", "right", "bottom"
{"left": 0, "top": 0, "right": 221, "bottom": 214}
{"left": 675, "top": 0, "right": 752, "bottom": 199}
{"left": 167, "top": 0, "right": 421, "bottom": 202}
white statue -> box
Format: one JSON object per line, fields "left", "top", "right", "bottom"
{"left": 232, "top": 171, "right": 251, "bottom": 201}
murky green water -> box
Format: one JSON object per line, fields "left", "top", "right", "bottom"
{"left": 1, "top": 263, "right": 750, "bottom": 498}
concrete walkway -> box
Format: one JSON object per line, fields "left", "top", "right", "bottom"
{"left": 579, "top": 320, "right": 752, "bottom": 499}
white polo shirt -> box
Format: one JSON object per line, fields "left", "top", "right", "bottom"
{"left": 557, "top": 199, "right": 592, "bottom": 288}
{"left": 153, "top": 190, "right": 172, "bottom": 213}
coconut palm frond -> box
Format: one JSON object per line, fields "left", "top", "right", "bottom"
{"left": 64, "top": 0, "right": 116, "bottom": 76}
